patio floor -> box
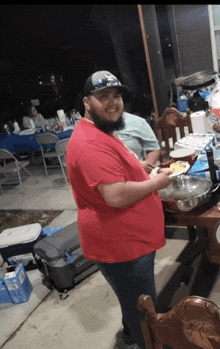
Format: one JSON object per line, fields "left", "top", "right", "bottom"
{"left": 0, "top": 161, "right": 219, "bottom": 349}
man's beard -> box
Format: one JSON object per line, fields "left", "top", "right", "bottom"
{"left": 91, "top": 110, "right": 125, "bottom": 134}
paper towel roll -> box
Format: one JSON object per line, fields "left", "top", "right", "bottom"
{"left": 190, "top": 110, "right": 207, "bottom": 133}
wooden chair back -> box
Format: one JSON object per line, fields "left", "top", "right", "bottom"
{"left": 152, "top": 107, "right": 193, "bottom": 162}
{"left": 138, "top": 294, "right": 220, "bottom": 349}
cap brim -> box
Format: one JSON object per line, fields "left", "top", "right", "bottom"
{"left": 90, "top": 84, "right": 130, "bottom": 95}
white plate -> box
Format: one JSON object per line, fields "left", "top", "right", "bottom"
{"left": 170, "top": 148, "right": 195, "bottom": 159}
{"left": 151, "top": 161, "right": 190, "bottom": 178}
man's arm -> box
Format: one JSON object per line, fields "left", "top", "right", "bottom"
{"left": 97, "top": 171, "right": 173, "bottom": 208}
{"left": 39, "top": 114, "right": 45, "bottom": 124}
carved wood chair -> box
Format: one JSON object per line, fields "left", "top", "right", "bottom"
{"left": 152, "top": 107, "right": 193, "bottom": 163}
{"left": 138, "top": 294, "right": 220, "bottom": 349}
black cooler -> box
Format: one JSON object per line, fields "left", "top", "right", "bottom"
{"left": 33, "top": 222, "right": 98, "bottom": 297}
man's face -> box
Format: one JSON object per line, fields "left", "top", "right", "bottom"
{"left": 84, "top": 87, "right": 124, "bottom": 133}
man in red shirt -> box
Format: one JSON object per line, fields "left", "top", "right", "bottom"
{"left": 66, "top": 71, "right": 173, "bottom": 349}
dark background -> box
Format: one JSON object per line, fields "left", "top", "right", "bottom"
{"left": 1, "top": 5, "right": 175, "bottom": 125}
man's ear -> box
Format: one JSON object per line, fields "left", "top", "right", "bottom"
{"left": 83, "top": 97, "right": 90, "bottom": 112}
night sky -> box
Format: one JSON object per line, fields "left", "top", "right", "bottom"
{"left": 1, "top": 5, "right": 171, "bottom": 120}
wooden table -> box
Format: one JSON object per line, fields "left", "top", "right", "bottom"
{"left": 164, "top": 194, "right": 220, "bottom": 264}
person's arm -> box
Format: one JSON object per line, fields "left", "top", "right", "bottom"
{"left": 135, "top": 118, "right": 161, "bottom": 172}
{"left": 97, "top": 171, "right": 173, "bottom": 208}
{"left": 39, "top": 114, "right": 45, "bottom": 125}
{"left": 140, "top": 149, "right": 161, "bottom": 172}
{"left": 207, "top": 112, "right": 220, "bottom": 133}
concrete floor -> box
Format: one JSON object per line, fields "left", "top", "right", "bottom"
{"left": 0, "top": 161, "right": 220, "bottom": 349}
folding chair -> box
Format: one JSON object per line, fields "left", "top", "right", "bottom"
{"left": 0, "top": 148, "right": 32, "bottom": 193}
{"left": 55, "top": 138, "right": 70, "bottom": 185}
{"left": 36, "top": 133, "right": 60, "bottom": 177}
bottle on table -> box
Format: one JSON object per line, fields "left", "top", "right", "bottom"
{"left": 13, "top": 120, "right": 20, "bottom": 134}
{"left": 4, "top": 124, "right": 10, "bottom": 134}
{"left": 206, "top": 148, "right": 218, "bottom": 184}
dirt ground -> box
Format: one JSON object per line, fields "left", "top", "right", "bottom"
{"left": 0, "top": 209, "right": 63, "bottom": 233}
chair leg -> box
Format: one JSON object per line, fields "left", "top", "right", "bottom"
{"left": 39, "top": 147, "right": 49, "bottom": 176}
{"left": 20, "top": 165, "right": 32, "bottom": 177}
{"left": 42, "top": 156, "right": 49, "bottom": 176}
{"left": 58, "top": 156, "right": 68, "bottom": 185}
{"left": 17, "top": 168, "right": 23, "bottom": 192}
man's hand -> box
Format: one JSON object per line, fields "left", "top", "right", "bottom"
{"left": 152, "top": 170, "right": 174, "bottom": 190}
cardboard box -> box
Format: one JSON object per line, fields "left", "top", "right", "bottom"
{"left": 0, "top": 263, "right": 33, "bottom": 304}
{"left": 0, "top": 265, "right": 12, "bottom": 303}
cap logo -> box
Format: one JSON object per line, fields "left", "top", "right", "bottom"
{"left": 92, "top": 71, "right": 121, "bottom": 91}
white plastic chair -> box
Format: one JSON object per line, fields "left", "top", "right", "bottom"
{"left": 55, "top": 138, "right": 70, "bottom": 185}
{"left": 0, "top": 149, "right": 32, "bottom": 193}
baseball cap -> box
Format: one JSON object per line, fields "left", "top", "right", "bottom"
{"left": 83, "top": 70, "right": 129, "bottom": 97}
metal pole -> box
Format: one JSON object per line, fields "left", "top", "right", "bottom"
{"left": 137, "top": 4, "right": 159, "bottom": 120}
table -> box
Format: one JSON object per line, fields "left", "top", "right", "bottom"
{"left": 164, "top": 194, "right": 220, "bottom": 264}
{"left": 0, "top": 129, "right": 74, "bottom": 153}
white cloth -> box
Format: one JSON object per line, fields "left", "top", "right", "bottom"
{"left": 22, "top": 113, "right": 45, "bottom": 129}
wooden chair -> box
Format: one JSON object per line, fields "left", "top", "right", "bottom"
{"left": 138, "top": 294, "right": 220, "bottom": 349}
{"left": 152, "top": 107, "right": 193, "bottom": 163}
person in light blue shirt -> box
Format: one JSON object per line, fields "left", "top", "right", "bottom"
{"left": 207, "top": 109, "right": 220, "bottom": 141}
{"left": 115, "top": 112, "right": 161, "bottom": 173}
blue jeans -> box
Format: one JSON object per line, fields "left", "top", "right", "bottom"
{"left": 96, "top": 252, "right": 156, "bottom": 349}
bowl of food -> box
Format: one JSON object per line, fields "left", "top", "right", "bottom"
{"left": 158, "top": 175, "right": 219, "bottom": 212}
{"left": 152, "top": 161, "right": 190, "bottom": 178}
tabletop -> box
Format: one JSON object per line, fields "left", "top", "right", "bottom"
{"left": 0, "top": 128, "right": 74, "bottom": 153}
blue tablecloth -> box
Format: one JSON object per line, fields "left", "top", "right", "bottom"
{"left": 189, "top": 148, "right": 220, "bottom": 181}
{"left": 0, "top": 129, "right": 73, "bottom": 153}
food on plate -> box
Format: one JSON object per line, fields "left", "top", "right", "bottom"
{"left": 169, "top": 161, "right": 186, "bottom": 173}
{"left": 159, "top": 161, "right": 186, "bottom": 174}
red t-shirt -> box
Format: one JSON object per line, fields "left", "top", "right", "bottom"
{"left": 66, "top": 119, "right": 165, "bottom": 263}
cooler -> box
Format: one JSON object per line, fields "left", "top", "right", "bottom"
{"left": 33, "top": 222, "right": 99, "bottom": 297}
{"left": 0, "top": 223, "right": 42, "bottom": 268}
